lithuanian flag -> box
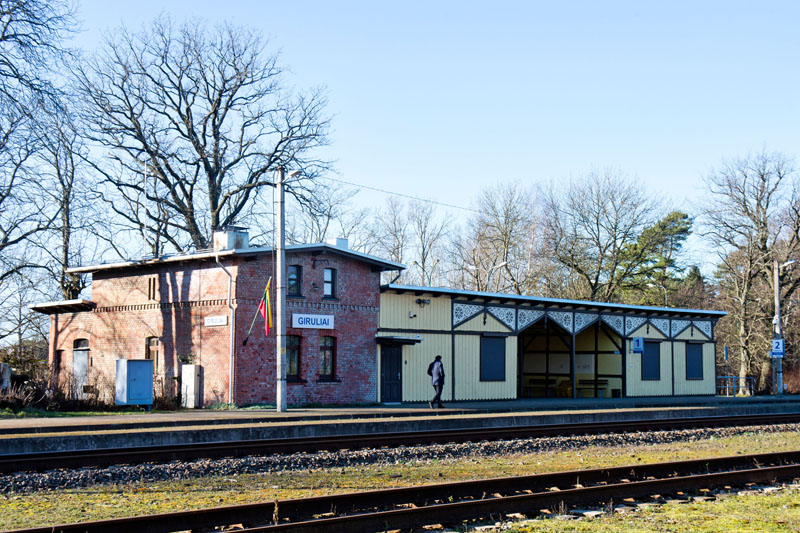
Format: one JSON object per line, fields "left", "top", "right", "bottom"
{"left": 258, "top": 278, "right": 273, "bottom": 336}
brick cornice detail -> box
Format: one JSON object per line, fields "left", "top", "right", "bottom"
{"left": 93, "top": 299, "right": 229, "bottom": 313}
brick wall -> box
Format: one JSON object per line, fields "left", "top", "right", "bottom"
{"left": 48, "top": 248, "right": 382, "bottom": 406}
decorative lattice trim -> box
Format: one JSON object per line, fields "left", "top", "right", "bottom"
{"left": 547, "top": 310, "right": 573, "bottom": 333}
{"left": 649, "top": 318, "right": 670, "bottom": 337}
{"left": 453, "top": 302, "right": 483, "bottom": 327}
{"left": 601, "top": 315, "right": 624, "bottom": 336}
{"left": 574, "top": 313, "right": 599, "bottom": 334}
{"left": 671, "top": 319, "right": 691, "bottom": 337}
{"left": 692, "top": 320, "right": 712, "bottom": 339}
{"left": 517, "top": 309, "right": 545, "bottom": 331}
{"left": 625, "top": 316, "right": 647, "bottom": 336}
{"left": 487, "top": 306, "right": 515, "bottom": 330}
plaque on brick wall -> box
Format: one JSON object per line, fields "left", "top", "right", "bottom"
{"left": 204, "top": 315, "right": 228, "bottom": 327}
{"left": 292, "top": 313, "right": 335, "bottom": 329}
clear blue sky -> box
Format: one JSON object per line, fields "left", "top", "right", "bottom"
{"left": 74, "top": 1, "right": 800, "bottom": 266}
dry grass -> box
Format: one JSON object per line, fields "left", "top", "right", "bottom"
{"left": 2, "top": 428, "right": 800, "bottom": 530}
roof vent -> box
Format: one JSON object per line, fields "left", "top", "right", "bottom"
{"left": 326, "top": 237, "right": 348, "bottom": 249}
{"left": 213, "top": 226, "right": 249, "bottom": 251}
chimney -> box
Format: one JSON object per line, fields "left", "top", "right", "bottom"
{"left": 326, "top": 237, "right": 348, "bottom": 249}
{"left": 213, "top": 226, "right": 249, "bottom": 251}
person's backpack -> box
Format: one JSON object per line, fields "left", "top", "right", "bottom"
{"left": 427, "top": 361, "right": 434, "bottom": 376}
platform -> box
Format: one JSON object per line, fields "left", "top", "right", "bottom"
{"left": 1, "top": 396, "right": 799, "bottom": 455}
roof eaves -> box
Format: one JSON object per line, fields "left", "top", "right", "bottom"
{"left": 382, "top": 284, "right": 727, "bottom": 317}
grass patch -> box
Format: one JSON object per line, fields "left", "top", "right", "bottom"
{"left": 3, "top": 428, "right": 800, "bottom": 530}
{"left": 506, "top": 487, "right": 800, "bottom": 531}
{"left": 0, "top": 407, "right": 155, "bottom": 419}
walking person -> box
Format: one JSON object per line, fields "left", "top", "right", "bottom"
{"left": 428, "top": 355, "right": 445, "bottom": 409}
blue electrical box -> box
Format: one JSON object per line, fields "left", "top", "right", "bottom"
{"left": 115, "top": 359, "right": 154, "bottom": 406}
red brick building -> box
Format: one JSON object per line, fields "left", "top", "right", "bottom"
{"left": 32, "top": 229, "right": 403, "bottom": 406}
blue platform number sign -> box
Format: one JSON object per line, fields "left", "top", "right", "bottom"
{"left": 632, "top": 337, "right": 645, "bottom": 354}
{"left": 771, "top": 339, "right": 785, "bottom": 358}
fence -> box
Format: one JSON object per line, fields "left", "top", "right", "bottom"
{"left": 716, "top": 375, "right": 755, "bottom": 397}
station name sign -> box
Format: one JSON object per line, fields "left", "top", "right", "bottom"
{"left": 204, "top": 315, "right": 228, "bottom": 327}
{"left": 292, "top": 313, "right": 334, "bottom": 329}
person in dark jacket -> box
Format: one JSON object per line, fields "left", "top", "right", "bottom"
{"left": 429, "top": 355, "right": 445, "bottom": 408}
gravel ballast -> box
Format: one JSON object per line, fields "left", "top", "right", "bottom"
{"left": 3, "top": 423, "right": 798, "bottom": 494}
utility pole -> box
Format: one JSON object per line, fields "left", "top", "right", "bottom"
{"left": 773, "top": 258, "right": 784, "bottom": 395}
{"left": 773, "top": 258, "right": 799, "bottom": 394}
{"left": 276, "top": 167, "right": 287, "bottom": 412}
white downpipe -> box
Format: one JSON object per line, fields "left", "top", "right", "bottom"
{"left": 216, "top": 254, "right": 236, "bottom": 404}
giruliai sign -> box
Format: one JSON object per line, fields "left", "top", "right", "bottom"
{"left": 292, "top": 313, "right": 334, "bottom": 329}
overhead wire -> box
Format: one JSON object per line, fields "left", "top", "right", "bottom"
{"left": 318, "top": 175, "right": 483, "bottom": 215}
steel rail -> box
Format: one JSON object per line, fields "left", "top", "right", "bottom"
{"left": 2, "top": 412, "right": 800, "bottom": 474}
{"left": 10, "top": 450, "right": 800, "bottom": 533}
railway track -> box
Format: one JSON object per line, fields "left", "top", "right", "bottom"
{"left": 3, "top": 412, "right": 800, "bottom": 474}
{"left": 10, "top": 449, "right": 800, "bottom": 533}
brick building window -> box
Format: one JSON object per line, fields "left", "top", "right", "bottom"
{"left": 320, "top": 336, "right": 335, "bottom": 379}
{"left": 147, "top": 276, "right": 159, "bottom": 301}
{"left": 323, "top": 268, "right": 336, "bottom": 298}
{"left": 53, "top": 350, "right": 63, "bottom": 380}
{"left": 287, "top": 335, "right": 301, "bottom": 380}
{"left": 145, "top": 337, "right": 160, "bottom": 372}
{"left": 288, "top": 266, "right": 302, "bottom": 297}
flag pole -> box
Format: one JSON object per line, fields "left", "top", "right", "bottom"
{"left": 242, "top": 277, "right": 271, "bottom": 346}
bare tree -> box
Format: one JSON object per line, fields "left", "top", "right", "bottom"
{"left": 702, "top": 151, "right": 800, "bottom": 391}
{"left": 29, "top": 102, "right": 96, "bottom": 299}
{"left": 0, "top": 0, "right": 75, "bottom": 282}
{"left": 407, "top": 201, "right": 448, "bottom": 286}
{"left": 286, "top": 182, "right": 361, "bottom": 245}
{"left": 0, "top": 0, "right": 75, "bottom": 106}
{"left": 449, "top": 182, "right": 541, "bottom": 294}
{"left": 75, "top": 17, "right": 330, "bottom": 253}
{"left": 373, "top": 198, "right": 410, "bottom": 283}
{"left": 543, "top": 169, "right": 663, "bottom": 301}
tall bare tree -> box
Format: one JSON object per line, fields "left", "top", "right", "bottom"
{"left": 75, "top": 17, "right": 330, "bottom": 253}
{"left": 703, "top": 151, "right": 800, "bottom": 391}
{"left": 0, "top": 0, "right": 75, "bottom": 281}
{"left": 543, "top": 169, "right": 664, "bottom": 301}
{"left": 30, "top": 102, "right": 95, "bottom": 299}
{"left": 0, "top": 0, "right": 75, "bottom": 106}
{"left": 449, "top": 182, "right": 541, "bottom": 294}
{"left": 407, "top": 201, "right": 448, "bottom": 286}
{"left": 373, "top": 198, "right": 410, "bottom": 283}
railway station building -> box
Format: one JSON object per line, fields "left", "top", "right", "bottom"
{"left": 33, "top": 227, "right": 725, "bottom": 406}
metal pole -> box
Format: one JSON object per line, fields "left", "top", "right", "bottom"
{"left": 276, "top": 167, "right": 287, "bottom": 412}
{"left": 774, "top": 258, "right": 783, "bottom": 396}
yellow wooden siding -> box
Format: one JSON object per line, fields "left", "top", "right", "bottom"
{"left": 455, "top": 313, "right": 511, "bottom": 333}
{"left": 627, "top": 324, "right": 666, "bottom": 340}
{"left": 673, "top": 342, "right": 716, "bottom": 395}
{"left": 379, "top": 293, "right": 451, "bottom": 331}
{"left": 674, "top": 326, "right": 711, "bottom": 342}
{"left": 454, "top": 335, "right": 517, "bottom": 400}
{"left": 375, "top": 332, "right": 453, "bottom": 402}
{"left": 626, "top": 340, "right": 672, "bottom": 396}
